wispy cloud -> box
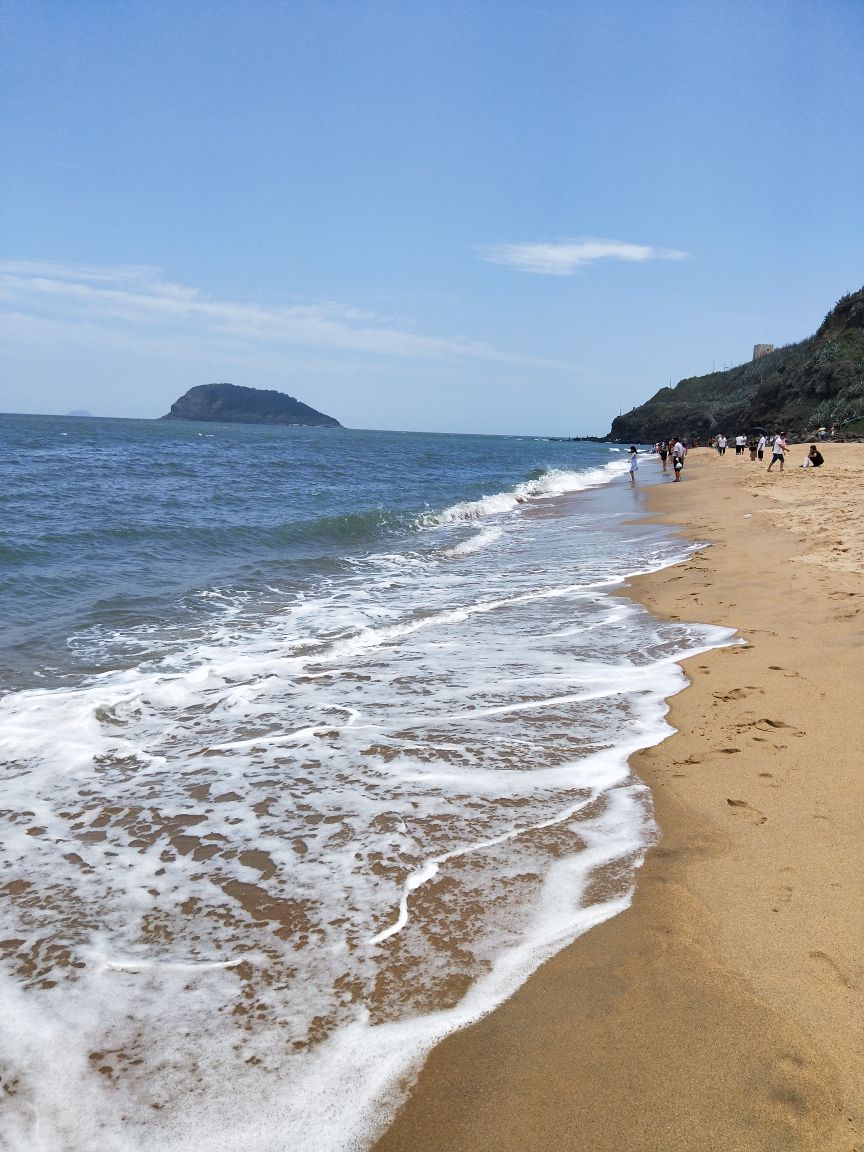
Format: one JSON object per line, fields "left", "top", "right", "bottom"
{"left": 476, "top": 237, "right": 688, "bottom": 275}
{"left": 0, "top": 260, "right": 564, "bottom": 366}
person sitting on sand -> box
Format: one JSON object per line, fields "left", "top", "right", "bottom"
{"left": 801, "top": 444, "right": 824, "bottom": 469}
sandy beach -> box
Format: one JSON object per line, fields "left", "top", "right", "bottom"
{"left": 374, "top": 444, "right": 864, "bottom": 1151}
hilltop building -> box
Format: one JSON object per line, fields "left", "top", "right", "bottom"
{"left": 753, "top": 343, "right": 775, "bottom": 360}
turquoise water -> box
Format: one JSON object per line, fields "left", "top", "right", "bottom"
{"left": 0, "top": 414, "right": 731, "bottom": 1151}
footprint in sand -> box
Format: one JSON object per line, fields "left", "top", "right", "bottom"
{"left": 809, "top": 950, "right": 857, "bottom": 990}
{"left": 736, "top": 717, "right": 806, "bottom": 738}
{"left": 758, "top": 772, "right": 781, "bottom": 789}
{"left": 726, "top": 797, "right": 768, "bottom": 825}
{"left": 770, "top": 882, "right": 794, "bottom": 911}
{"left": 713, "top": 686, "right": 763, "bottom": 702}
{"left": 765, "top": 1052, "right": 829, "bottom": 1122}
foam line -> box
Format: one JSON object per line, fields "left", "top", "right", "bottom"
{"left": 100, "top": 956, "right": 248, "bottom": 973}
{"left": 204, "top": 652, "right": 730, "bottom": 756}
{"left": 310, "top": 578, "right": 622, "bottom": 660}
{"left": 369, "top": 793, "right": 596, "bottom": 946}
{"left": 263, "top": 786, "right": 652, "bottom": 1152}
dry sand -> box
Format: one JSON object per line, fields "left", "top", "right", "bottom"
{"left": 374, "top": 444, "right": 864, "bottom": 1152}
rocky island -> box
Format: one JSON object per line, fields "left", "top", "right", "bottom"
{"left": 609, "top": 286, "right": 864, "bottom": 442}
{"left": 162, "top": 383, "right": 341, "bottom": 428}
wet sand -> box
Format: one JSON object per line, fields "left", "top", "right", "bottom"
{"left": 374, "top": 445, "right": 864, "bottom": 1151}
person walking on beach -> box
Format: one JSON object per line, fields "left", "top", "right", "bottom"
{"left": 658, "top": 441, "right": 669, "bottom": 470}
{"left": 766, "top": 433, "right": 788, "bottom": 472}
{"left": 671, "top": 437, "right": 685, "bottom": 480}
{"left": 757, "top": 434, "right": 767, "bottom": 462}
{"left": 748, "top": 435, "right": 758, "bottom": 461}
{"left": 628, "top": 446, "right": 639, "bottom": 484}
{"left": 716, "top": 434, "right": 727, "bottom": 456}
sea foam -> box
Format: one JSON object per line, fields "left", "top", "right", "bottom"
{"left": 0, "top": 453, "right": 733, "bottom": 1151}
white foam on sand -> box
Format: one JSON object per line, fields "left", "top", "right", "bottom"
{"left": 0, "top": 473, "right": 735, "bottom": 1151}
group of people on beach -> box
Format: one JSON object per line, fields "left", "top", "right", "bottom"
{"left": 713, "top": 432, "right": 767, "bottom": 460}
{"left": 643, "top": 435, "right": 825, "bottom": 480}
{"left": 649, "top": 438, "right": 688, "bottom": 481}
{"left": 713, "top": 432, "right": 824, "bottom": 473}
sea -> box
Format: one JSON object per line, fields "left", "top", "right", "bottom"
{"left": 0, "top": 414, "right": 733, "bottom": 1151}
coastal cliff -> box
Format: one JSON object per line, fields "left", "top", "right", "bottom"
{"left": 609, "top": 286, "right": 864, "bottom": 441}
{"left": 162, "top": 383, "right": 341, "bottom": 428}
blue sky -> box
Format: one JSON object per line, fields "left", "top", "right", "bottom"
{"left": 2, "top": 0, "right": 862, "bottom": 434}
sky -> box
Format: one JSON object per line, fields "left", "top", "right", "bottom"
{"left": 2, "top": 0, "right": 863, "bottom": 435}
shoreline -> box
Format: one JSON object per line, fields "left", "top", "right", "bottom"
{"left": 374, "top": 447, "right": 863, "bottom": 1151}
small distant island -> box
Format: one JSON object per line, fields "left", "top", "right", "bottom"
{"left": 161, "top": 383, "right": 341, "bottom": 428}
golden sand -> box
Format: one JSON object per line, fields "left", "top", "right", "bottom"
{"left": 374, "top": 444, "right": 864, "bottom": 1151}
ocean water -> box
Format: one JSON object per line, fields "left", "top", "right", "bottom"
{"left": 0, "top": 414, "right": 732, "bottom": 1151}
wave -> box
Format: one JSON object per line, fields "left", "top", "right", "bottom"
{"left": 441, "top": 525, "right": 504, "bottom": 557}
{"left": 10, "top": 509, "right": 416, "bottom": 562}
{"left": 9, "top": 462, "right": 625, "bottom": 572}
{"left": 421, "top": 461, "right": 627, "bottom": 526}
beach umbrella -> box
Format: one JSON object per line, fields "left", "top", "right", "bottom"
{"left": 749, "top": 426, "right": 769, "bottom": 435}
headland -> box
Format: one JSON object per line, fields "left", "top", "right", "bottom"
{"left": 609, "top": 285, "right": 864, "bottom": 445}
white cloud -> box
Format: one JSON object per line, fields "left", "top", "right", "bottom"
{"left": 0, "top": 260, "right": 561, "bottom": 366}
{"left": 476, "top": 237, "right": 688, "bottom": 275}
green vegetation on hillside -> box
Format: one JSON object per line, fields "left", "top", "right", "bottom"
{"left": 609, "top": 286, "right": 864, "bottom": 442}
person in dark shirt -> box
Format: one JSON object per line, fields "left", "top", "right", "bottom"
{"left": 802, "top": 445, "right": 824, "bottom": 469}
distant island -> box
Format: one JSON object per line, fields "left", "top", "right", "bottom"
{"left": 162, "top": 383, "right": 341, "bottom": 428}
{"left": 608, "top": 285, "right": 864, "bottom": 442}
{"left": 66, "top": 409, "right": 93, "bottom": 417}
